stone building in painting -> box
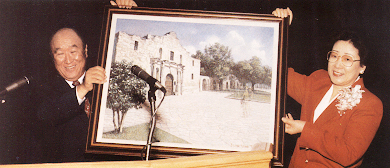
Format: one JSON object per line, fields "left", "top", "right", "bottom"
{"left": 113, "top": 31, "right": 201, "bottom": 96}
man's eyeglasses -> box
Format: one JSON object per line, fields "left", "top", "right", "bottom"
{"left": 327, "top": 51, "right": 360, "bottom": 67}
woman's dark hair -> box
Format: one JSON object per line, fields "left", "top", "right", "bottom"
{"left": 332, "top": 30, "right": 367, "bottom": 67}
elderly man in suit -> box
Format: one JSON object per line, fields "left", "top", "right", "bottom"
{"left": 36, "top": 1, "right": 137, "bottom": 163}
{"left": 37, "top": 27, "right": 106, "bottom": 162}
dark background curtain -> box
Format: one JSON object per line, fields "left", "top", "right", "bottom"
{"left": 1, "top": 0, "right": 389, "bottom": 167}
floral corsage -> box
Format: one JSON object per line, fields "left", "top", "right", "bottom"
{"left": 336, "top": 85, "right": 365, "bottom": 116}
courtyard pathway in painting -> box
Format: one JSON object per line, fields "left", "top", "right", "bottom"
{"left": 102, "top": 91, "right": 273, "bottom": 151}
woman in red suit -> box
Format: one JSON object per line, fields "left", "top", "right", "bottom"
{"left": 274, "top": 9, "right": 383, "bottom": 167}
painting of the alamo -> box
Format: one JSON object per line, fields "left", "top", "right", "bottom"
{"left": 113, "top": 31, "right": 202, "bottom": 96}
{"left": 97, "top": 16, "right": 279, "bottom": 152}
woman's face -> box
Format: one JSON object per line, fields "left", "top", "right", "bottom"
{"left": 328, "top": 40, "right": 366, "bottom": 88}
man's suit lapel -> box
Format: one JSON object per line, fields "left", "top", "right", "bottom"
{"left": 54, "top": 74, "right": 72, "bottom": 92}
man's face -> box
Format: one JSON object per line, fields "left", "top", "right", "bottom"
{"left": 51, "top": 28, "right": 88, "bottom": 81}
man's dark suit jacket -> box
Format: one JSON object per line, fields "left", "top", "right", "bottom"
{"left": 36, "top": 73, "right": 90, "bottom": 163}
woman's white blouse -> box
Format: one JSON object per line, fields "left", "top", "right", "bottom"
{"left": 313, "top": 84, "right": 339, "bottom": 123}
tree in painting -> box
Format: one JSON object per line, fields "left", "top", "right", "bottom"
{"left": 193, "top": 42, "right": 272, "bottom": 91}
{"left": 107, "top": 61, "right": 148, "bottom": 133}
{"left": 232, "top": 56, "right": 272, "bottom": 91}
{"left": 193, "top": 42, "right": 235, "bottom": 88}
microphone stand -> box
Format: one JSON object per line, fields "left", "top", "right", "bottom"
{"left": 145, "top": 87, "right": 158, "bottom": 161}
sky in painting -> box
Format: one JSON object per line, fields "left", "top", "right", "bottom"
{"left": 114, "top": 14, "right": 276, "bottom": 67}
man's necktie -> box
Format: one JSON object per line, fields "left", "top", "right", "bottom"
{"left": 72, "top": 81, "right": 91, "bottom": 118}
{"left": 72, "top": 80, "right": 81, "bottom": 87}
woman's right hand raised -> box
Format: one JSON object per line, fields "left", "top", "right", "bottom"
{"left": 272, "top": 7, "right": 293, "bottom": 25}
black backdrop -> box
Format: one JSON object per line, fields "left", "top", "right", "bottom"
{"left": 1, "top": 0, "right": 389, "bottom": 167}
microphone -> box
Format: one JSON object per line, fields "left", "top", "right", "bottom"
{"left": 131, "top": 65, "right": 166, "bottom": 93}
{"left": 0, "top": 76, "right": 32, "bottom": 96}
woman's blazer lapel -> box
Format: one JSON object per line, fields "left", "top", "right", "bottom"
{"left": 314, "top": 100, "right": 340, "bottom": 126}
{"left": 303, "top": 81, "right": 332, "bottom": 124}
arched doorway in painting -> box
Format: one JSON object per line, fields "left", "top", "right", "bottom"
{"left": 165, "top": 74, "right": 174, "bottom": 96}
{"left": 202, "top": 79, "right": 207, "bottom": 91}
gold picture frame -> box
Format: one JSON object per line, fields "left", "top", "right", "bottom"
{"left": 87, "top": 6, "right": 288, "bottom": 166}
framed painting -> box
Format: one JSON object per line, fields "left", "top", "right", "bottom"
{"left": 87, "top": 6, "right": 288, "bottom": 166}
